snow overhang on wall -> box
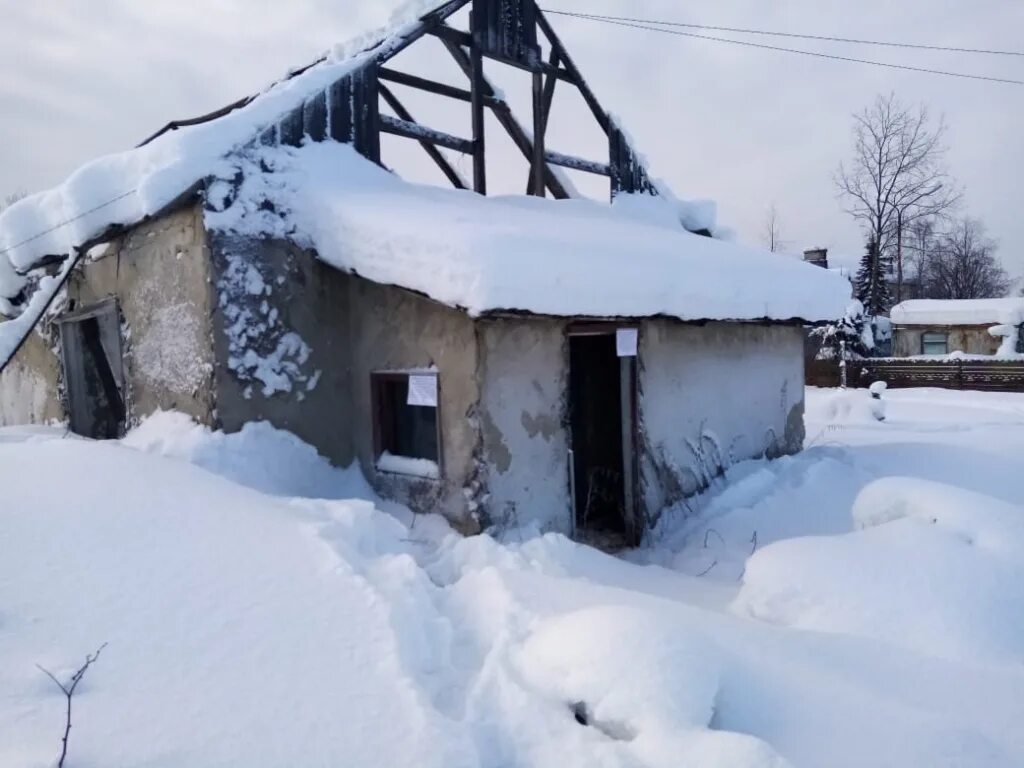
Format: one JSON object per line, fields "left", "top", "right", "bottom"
{"left": 205, "top": 142, "right": 851, "bottom": 325}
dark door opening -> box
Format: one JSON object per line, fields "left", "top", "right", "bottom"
{"left": 59, "top": 301, "right": 126, "bottom": 439}
{"left": 569, "top": 331, "right": 638, "bottom": 546}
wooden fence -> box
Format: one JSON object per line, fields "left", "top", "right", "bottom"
{"left": 806, "top": 358, "right": 1024, "bottom": 392}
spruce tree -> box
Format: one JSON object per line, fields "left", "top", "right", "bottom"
{"left": 854, "top": 236, "right": 891, "bottom": 317}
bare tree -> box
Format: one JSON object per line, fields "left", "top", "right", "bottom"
{"left": 763, "top": 203, "right": 784, "bottom": 253}
{"left": 835, "top": 93, "right": 959, "bottom": 305}
{"left": 923, "top": 218, "right": 1010, "bottom": 299}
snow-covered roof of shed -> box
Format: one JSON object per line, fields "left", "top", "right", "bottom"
{"left": 205, "top": 142, "right": 851, "bottom": 323}
{"left": 891, "top": 298, "right": 1024, "bottom": 327}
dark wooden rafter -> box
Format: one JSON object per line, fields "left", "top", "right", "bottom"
{"left": 440, "top": 35, "right": 570, "bottom": 199}
{"left": 380, "top": 67, "right": 477, "bottom": 104}
{"left": 380, "top": 114, "right": 474, "bottom": 155}
{"left": 545, "top": 150, "right": 609, "bottom": 176}
{"left": 530, "top": 69, "right": 545, "bottom": 196}
{"left": 470, "top": 42, "right": 488, "bottom": 194}
{"left": 536, "top": 10, "right": 611, "bottom": 135}
{"left": 378, "top": 84, "right": 468, "bottom": 189}
{"left": 528, "top": 49, "right": 560, "bottom": 194}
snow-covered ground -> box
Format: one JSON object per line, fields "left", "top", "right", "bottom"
{"left": 3, "top": 389, "right": 1024, "bottom": 767}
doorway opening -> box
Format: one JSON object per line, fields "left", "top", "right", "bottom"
{"left": 58, "top": 299, "right": 127, "bottom": 439}
{"left": 568, "top": 328, "right": 639, "bottom": 547}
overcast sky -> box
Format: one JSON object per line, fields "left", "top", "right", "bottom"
{"left": 1, "top": 0, "right": 1021, "bottom": 277}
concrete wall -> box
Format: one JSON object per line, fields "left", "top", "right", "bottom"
{"left": 69, "top": 203, "right": 216, "bottom": 424}
{"left": 893, "top": 325, "right": 1003, "bottom": 357}
{"left": 638, "top": 321, "right": 805, "bottom": 524}
{"left": 209, "top": 234, "right": 354, "bottom": 467}
{"left": 477, "top": 317, "right": 570, "bottom": 533}
{"left": 0, "top": 201, "right": 215, "bottom": 428}
{"left": 208, "top": 234, "right": 482, "bottom": 527}
{"left": 0, "top": 333, "right": 62, "bottom": 425}
{"left": 348, "top": 277, "right": 480, "bottom": 527}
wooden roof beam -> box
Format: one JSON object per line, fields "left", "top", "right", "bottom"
{"left": 379, "top": 84, "right": 469, "bottom": 190}
{"left": 380, "top": 114, "right": 474, "bottom": 155}
{"left": 441, "top": 37, "right": 571, "bottom": 200}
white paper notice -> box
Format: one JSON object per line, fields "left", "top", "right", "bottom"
{"left": 616, "top": 328, "right": 638, "bottom": 357}
{"left": 407, "top": 374, "right": 438, "bottom": 407}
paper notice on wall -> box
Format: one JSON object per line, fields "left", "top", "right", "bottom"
{"left": 407, "top": 374, "right": 438, "bottom": 407}
{"left": 616, "top": 328, "right": 638, "bottom": 357}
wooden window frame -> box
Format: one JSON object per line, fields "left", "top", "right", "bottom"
{"left": 921, "top": 331, "right": 949, "bottom": 356}
{"left": 370, "top": 371, "right": 443, "bottom": 478}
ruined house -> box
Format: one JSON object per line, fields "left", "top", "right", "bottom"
{"left": 0, "top": 0, "right": 849, "bottom": 544}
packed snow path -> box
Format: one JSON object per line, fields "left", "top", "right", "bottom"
{"left": 2, "top": 390, "right": 1024, "bottom": 767}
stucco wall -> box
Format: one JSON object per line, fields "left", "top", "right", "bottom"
{"left": 893, "top": 325, "right": 1003, "bottom": 357}
{"left": 348, "top": 277, "right": 480, "bottom": 526}
{"left": 638, "top": 321, "right": 805, "bottom": 524}
{"left": 70, "top": 202, "right": 216, "bottom": 424}
{"left": 209, "top": 234, "right": 354, "bottom": 467}
{"left": 477, "top": 317, "right": 570, "bottom": 533}
{"left": 0, "top": 333, "right": 62, "bottom": 425}
{"left": 208, "top": 234, "right": 482, "bottom": 526}
{"left": 0, "top": 201, "right": 214, "bottom": 428}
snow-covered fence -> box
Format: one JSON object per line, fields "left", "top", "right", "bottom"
{"left": 809, "top": 359, "right": 1024, "bottom": 392}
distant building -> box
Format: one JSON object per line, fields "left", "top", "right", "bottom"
{"left": 890, "top": 299, "right": 1024, "bottom": 357}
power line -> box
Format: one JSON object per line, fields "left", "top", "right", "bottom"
{"left": 0, "top": 189, "right": 137, "bottom": 261}
{"left": 543, "top": 10, "right": 1024, "bottom": 86}
{"left": 542, "top": 9, "right": 1024, "bottom": 58}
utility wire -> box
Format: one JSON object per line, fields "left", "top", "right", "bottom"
{"left": 0, "top": 189, "right": 137, "bottom": 261}
{"left": 543, "top": 10, "right": 1024, "bottom": 86}
{"left": 542, "top": 9, "right": 1024, "bottom": 57}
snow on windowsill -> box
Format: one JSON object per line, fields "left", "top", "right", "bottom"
{"left": 376, "top": 451, "right": 440, "bottom": 480}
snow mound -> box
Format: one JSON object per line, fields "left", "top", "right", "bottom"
{"left": 804, "top": 387, "right": 884, "bottom": 423}
{"left": 519, "top": 607, "right": 791, "bottom": 768}
{"left": 205, "top": 142, "right": 850, "bottom": 323}
{"left": 733, "top": 477, "right": 1024, "bottom": 664}
{"left": 122, "top": 410, "right": 372, "bottom": 500}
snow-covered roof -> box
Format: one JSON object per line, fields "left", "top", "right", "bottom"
{"left": 207, "top": 142, "right": 851, "bottom": 323}
{"left": 890, "top": 298, "right": 1024, "bottom": 327}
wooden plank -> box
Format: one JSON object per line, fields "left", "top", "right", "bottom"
{"left": 545, "top": 150, "right": 610, "bottom": 176}
{"left": 379, "top": 67, "right": 474, "bottom": 102}
{"left": 470, "top": 43, "right": 487, "bottom": 194}
{"left": 536, "top": 10, "right": 611, "bottom": 134}
{"left": 379, "top": 114, "right": 474, "bottom": 154}
{"left": 303, "top": 92, "right": 327, "bottom": 142}
{"left": 531, "top": 68, "right": 545, "bottom": 196}
{"left": 429, "top": 23, "right": 473, "bottom": 48}
{"left": 379, "top": 84, "right": 468, "bottom": 190}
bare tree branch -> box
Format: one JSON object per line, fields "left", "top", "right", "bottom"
{"left": 37, "top": 643, "right": 108, "bottom": 768}
{"left": 835, "top": 93, "right": 960, "bottom": 305}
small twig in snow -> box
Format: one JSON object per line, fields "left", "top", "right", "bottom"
{"left": 703, "top": 528, "right": 724, "bottom": 548}
{"left": 37, "top": 643, "right": 108, "bottom": 768}
{"left": 696, "top": 559, "right": 718, "bottom": 577}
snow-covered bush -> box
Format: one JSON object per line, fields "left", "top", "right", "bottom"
{"left": 811, "top": 301, "right": 874, "bottom": 360}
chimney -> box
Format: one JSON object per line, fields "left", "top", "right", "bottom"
{"left": 803, "top": 248, "right": 829, "bottom": 269}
